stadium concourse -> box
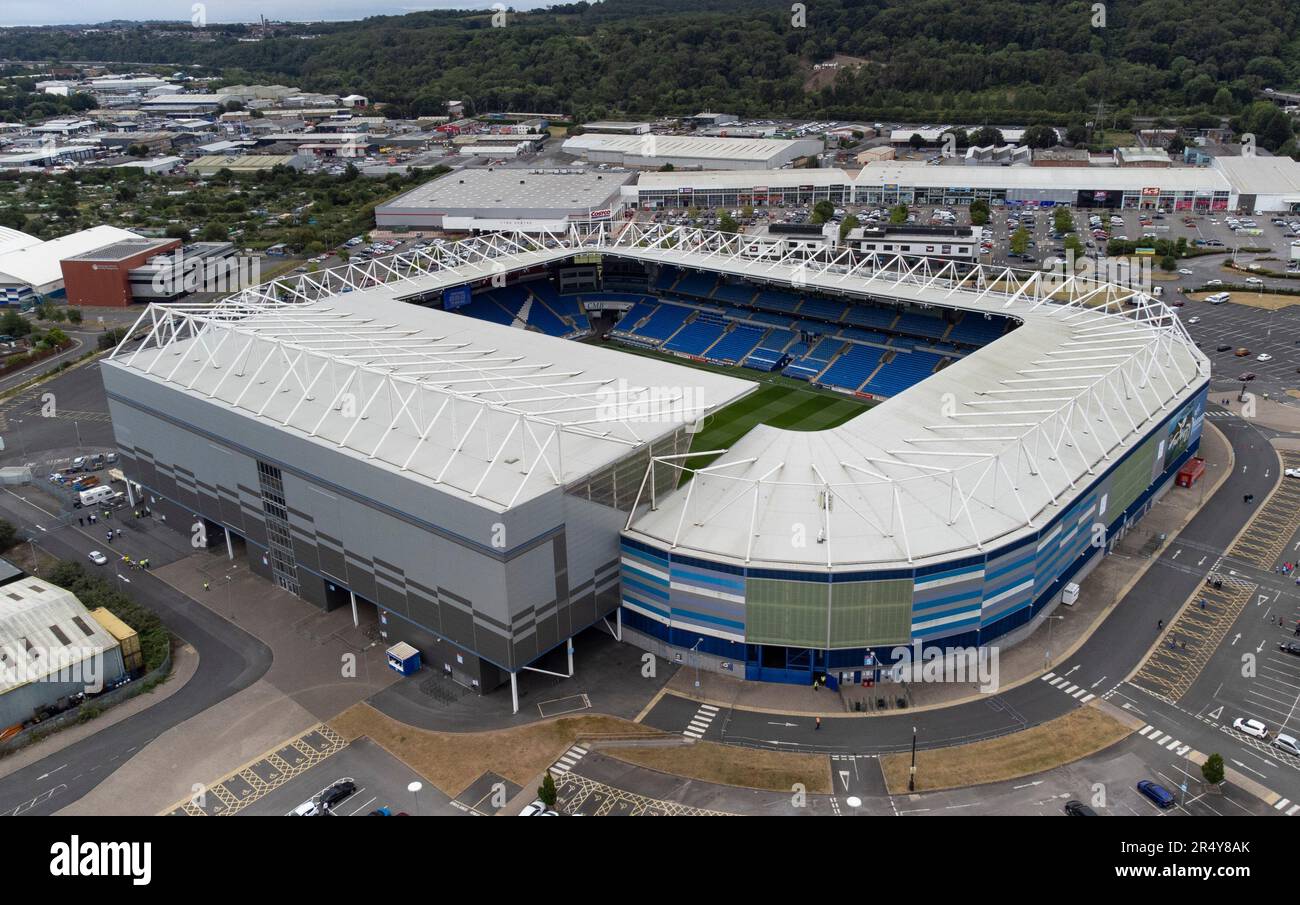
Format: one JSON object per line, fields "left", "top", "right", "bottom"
{"left": 102, "top": 224, "right": 1208, "bottom": 703}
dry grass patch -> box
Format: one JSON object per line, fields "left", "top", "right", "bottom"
{"left": 1187, "top": 290, "right": 1300, "bottom": 310}
{"left": 880, "top": 705, "right": 1129, "bottom": 794}
{"left": 329, "top": 703, "right": 652, "bottom": 796}
{"left": 605, "top": 740, "right": 831, "bottom": 793}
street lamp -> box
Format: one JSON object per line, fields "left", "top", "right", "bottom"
{"left": 407, "top": 780, "right": 422, "bottom": 816}
{"left": 909, "top": 725, "right": 918, "bottom": 792}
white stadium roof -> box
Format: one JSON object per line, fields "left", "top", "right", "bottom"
{"left": 107, "top": 232, "right": 751, "bottom": 512}
{"left": 108, "top": 224, "right": 1206, "bottom": 565}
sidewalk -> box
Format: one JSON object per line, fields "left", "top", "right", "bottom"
{"left": 660, "top": 421, "right": 1235, "bottom": 717}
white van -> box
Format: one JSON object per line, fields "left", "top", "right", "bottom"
{"left": 76, "top": 486, "right": 114, "bottom": 509}
{"left": 1061, "top": 582, "right": 1081, "bottom": 606}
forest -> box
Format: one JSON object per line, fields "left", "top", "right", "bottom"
{"left": 1, "top": 0, "right": 1298, "bottom": 133}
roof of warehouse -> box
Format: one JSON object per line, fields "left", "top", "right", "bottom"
{"left": 106, "top": 274, "right": 752, "bottom": 512}
{"left": 0, "top": 225, "right": 138, "bottom": 288}
{"left": 377, "top": 168, "right": 633, "bottom": 212}
{"left": 0, "top": 579, "right": 120, "bottom": 695}
{"left": 855, "top": 160, "right": 1230, "bottom": 193}
{"left": 66, "top": 237, "right": 176, "bottom": 262}
{"left": 1212, "top": 155, "right": 1300, "bottom": 197}
{"left": 562, "top": 133, "right": 821, "bottom": 161}
{"left": 636, "top": 168, "right": 850, "bottom": 190}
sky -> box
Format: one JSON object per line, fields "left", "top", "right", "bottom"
{"left": 0, "top": 1, "right": 560, "bottom": 27}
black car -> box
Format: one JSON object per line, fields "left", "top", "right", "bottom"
{"left": 1216, "top": 344, "right": 1232, "bottom": 352}
{"left": 320, "top": 780, "right": 357, "bottom": 809}
{"left": 1064, "top": 799, "right": 1098, "bottom": 816}
{"left": 1280, "top": 641, "right": 1300, "bottom": 657}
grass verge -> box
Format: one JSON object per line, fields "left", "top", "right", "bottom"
{"left": 879, "top": 705, "right": 1130, "bottom": 794}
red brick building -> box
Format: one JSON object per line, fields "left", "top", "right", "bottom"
{"left": 60, "top": 238, "right": 180, "bottom": 307}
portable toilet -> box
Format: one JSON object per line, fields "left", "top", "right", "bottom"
{"left": 386, "top": 642, "right": 421, "bottom": 676}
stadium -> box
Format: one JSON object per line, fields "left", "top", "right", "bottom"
{"left": 101, "top": 223, "right": 1209, "bottom": 703}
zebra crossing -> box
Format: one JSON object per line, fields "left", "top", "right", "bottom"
{"left": 1136, "top": 724, "right": 1194, "bottom": 758}
{"left": 1039, "top": 671, "right": 1095, "bottom": 704}
{"left": 549, "top": 744, "right": 588, "bottom": 778}
{"left": 1273, "top": 797, "right": 1300, "bottom": 816}
{"left": 683, "top": 703, "right": 719, "bottom": 739}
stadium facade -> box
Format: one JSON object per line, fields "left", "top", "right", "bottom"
{"left": 102, "top": 225, "right": 1208, "bottom": 699}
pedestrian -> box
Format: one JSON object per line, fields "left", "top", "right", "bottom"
{"left": 203, "top": 581, "right": 209, "bottom": 592}
{"left": 105, "top": 531, "right": 112, "bottom": 543}
{"left": 1200, "top": 599, "right": 1206, "bottom": 610}
{"left": 78, "top": 516, "right": 84, "bottom": 527}
{"left": 115, "top": 528, "right": 122, "bottom": 539}
{"left": 1157, "top": 618, "right": 1164, "bottom": 630}
{"left": 815, "top": 717, "right": 821, "bottom": 731}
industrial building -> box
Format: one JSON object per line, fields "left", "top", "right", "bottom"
{"left": 0, "top": 225, "right": 141, "bottom": 305}
{"left": 188, "top": 154, "right": 309, "bottom": 176}
{"left": 60, "top": 237, "right": 182, "bottom": 307}
{"left": 561, "top": 134, "right": 823, "bottom": 170}
{"left": 102, "top": 224, "right": 1205, "bottom": 698}
{"left": 127, "top": 242, "right": 241, "bottom": 300}
{"left": 631, "top": 168, "right": 852, "bottom": 208}
{"left": 0, "top": 570, "right": 129, "bottom": 732}
{"left": 373, "top": 168, "right": 634, "bottom": 232}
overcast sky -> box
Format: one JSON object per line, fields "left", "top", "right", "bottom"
{"left": 0, "top": 1, "right": 560, "bottom": 27}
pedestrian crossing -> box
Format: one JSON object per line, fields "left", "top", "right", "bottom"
{"left": 683, "top": 703, "right": 719, "bottom": 739}
{"left": 1137, "top": 724, "right": 1194, "bottom": 758}
{"left": 1040, "top": 672, "right": 1096, "bottom": 704}
{"left": 549, "top": 744, "right": 588, "bottom": 778}
{"left": 1273, "top": 797, "right": 1300, "bottom": 816}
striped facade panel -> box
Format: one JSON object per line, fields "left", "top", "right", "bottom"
{"left": 620, "top": 540, "right": 670, "bottom": 623}
{"left": 911, "top": 564, "right": 983, "bottom": 639}
{"left": 981, "top": 539, "right": 1036, "bottom": 626}
{"left": 668, "top": 561, "right": 746, "bottom": 642}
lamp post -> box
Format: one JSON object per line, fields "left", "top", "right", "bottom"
{"left": 407, "top": 780, "right": 422, "bottom": 816}
{"left": 908, "top": 725, "right": 917, "bottom": 792}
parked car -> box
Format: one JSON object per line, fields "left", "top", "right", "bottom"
{"left": 1233, "top": 717, "right": 1269, "bottom": 740}
{"left": 319, "top": 779, "right": 357, "bottom": 810}
{"left": 519, "top": 798, "right": 558, "bottom": 816}
{"left": 1064, "top": 799, "right": 1098, "bottom": 816}
{"left": 88, "top": 550, "right": 107, "bottom": 565}
{"left": 1274, "top": 734, "right": 1300, "bottom": 757}
{"left": 1257, "top": 353, "right": 1273, "bottom": 362}
{"left": 1216, "top": 344, "right": 1232, "bottom": 352}
{"left": 1205, "top": 279, "right": 1223, "bottom": 286}
{"left": 1136, "top": 780, "right": 1176, "bottom": 809}
{"left": 1237, "top": 372, "right": 1257, "bottom": 381}
{"left": 1234, "top": 348, "right": 1250, "bottom": 357}
{"left": 1278, "top": 641, "right": 1300, "bottom": 656}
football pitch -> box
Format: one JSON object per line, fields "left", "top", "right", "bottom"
{"left": 683, "top": 383, "right": 870, "bottom": 471}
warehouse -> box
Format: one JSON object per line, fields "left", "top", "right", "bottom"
{"left": 101, "top": 267, "right": 750, "bottom": 706}
{"left": 632, "top": 168, "right": 851, "bottom": 208}
{"left": 373, "top": 168, "right": 634, "bottom": 232}
{"left": 0, "top": 572, "right": 128, "bottom": 731}
{"left": 853, "top": 161, "right": 1233, "bottom": 210}
{"left": 561, "top": 133, "right": 823, "bottom": 170}
{"left": 0, "top": 225, "right": 140, "bottom": 305}
{"left": 1211, "top": 156, "right": 1300, "bottom": 212}
{"left": 60, "top": 237, "right": 182, "bottom": 307}
{"left": 188, "top": 154, "right": 309, "bottom": 176}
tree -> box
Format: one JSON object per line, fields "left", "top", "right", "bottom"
{"left": 202, "top": 222, "right": 229, "bottom": 242}
{"left": 1160, "top": 254, "right": 1177, "bottom": 272}
{"left": 838, "top": 213, "right": 859, "bottom": 241}
{"left": 537, "top": 772, "right": 557, "bottom": 807}
{"left": 718, "top": 211, "right": 738, "bottom": 233}
{"left": 65, "top": 307, "right": 82, "bottom": 325}
{"left": 889, "top": 203, "right": 908, "bottom": 224}
{"left": 1021, "top": 125, "right": 1058, "bottom": 149}
{"left": 1167, "top": 134, "right": 1185, "bottom": 155}
{"left": 43, "top": 326, "right": 69, "bottom": 347}
{"left": 0, "top": 519, "right": 17, "bottom": 553}
{"left": 0, "top": 309, "right": 30, "bottom": 338}
{"left": 811, "top": 199, "right": 835, "bottom": 224}
{"left": 908, "top": 132, "right": 925, "bottom": 150}
{"left": 969, "top": 199, "right": 990, "bottom": 226}
{"left": 1202, "top": 753, "right": 1225, "bottom": 786}
{"left": 968, "top": 126, "right": 1004, "bottom": 147}
{"left": 1010, "top": 227, "right": 1030, "bottom": 255}
{"left": 1053, "top": 207, "right": 1073, "bottom": 234}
